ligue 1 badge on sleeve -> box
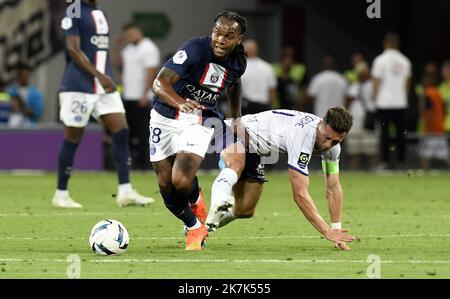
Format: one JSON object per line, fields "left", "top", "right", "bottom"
{"left": 173, "top": 50, "right": 188, "bottom": 65}
{"left": 297, "top": 152, "right": 310, "bottom": 169}
{"left": 61, "top": 17, "right": 73, "bottom": 30}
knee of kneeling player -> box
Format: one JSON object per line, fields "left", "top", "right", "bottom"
{"left": 234, "top": 208, "right": 255, "bottom": 219}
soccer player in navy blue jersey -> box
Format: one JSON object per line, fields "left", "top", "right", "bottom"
{"left": 151, "top": 11, "right": 248, "bottom": 250}
{"left": 52, "top": 0, "right": 154, "bottom": 208}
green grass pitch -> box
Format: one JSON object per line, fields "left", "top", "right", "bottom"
{"left": 0, "top": 170, "right": 449, "bottom": 278}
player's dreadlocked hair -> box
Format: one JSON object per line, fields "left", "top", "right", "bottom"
{"left": 214, "top": 11, "right": 248, "bottom": 64}
{"left": 323, "top": 106, "right": 353, "bottom": 134}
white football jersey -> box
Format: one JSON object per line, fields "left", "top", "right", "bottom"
{"left": 241, "top": 110, "right": 341, "bottom": 175}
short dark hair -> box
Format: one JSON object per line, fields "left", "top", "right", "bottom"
{"left": 384, "top": 32, "right": 400, "bottom": 48}
{"left": 323, "top": 106, "right": 353, "bottom": 134}
{"left": 122, "top": 22, "right": 141, "bottom": 32}
{"left": 443, "top": 59, "right": 450, "bottom": 69}
{"left": 214, "top": 11, "right": 247, "bottom": 35}
{"left": 17, "top": 63, "right": 32, "bottom": 72}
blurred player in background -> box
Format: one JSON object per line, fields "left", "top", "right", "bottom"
{"left": 112, "top": 23, "right": 160, "bottom": 170}
{"left": 52, "top": 0, "right": 154, "bottom": 208}
{"left": 418, "top": 74, "right": 449, "bottom": 170}
{"left": 151, "top": 11, "right": 247, "bottom": 250}
{"left": 206, "top": 106, "right": 356, "bottom": 250}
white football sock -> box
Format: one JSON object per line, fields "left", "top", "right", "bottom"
{"left": 118, "top": 183, "right": 132, "bottom": 197}
{"left": 188, "top": 219, "right": 201, "bottom": 230}
{"left": 56, "top": 189, "right": 69, "bottom": 198}
{"left": 211, "top": 168, "right": 238, "bottom": 207}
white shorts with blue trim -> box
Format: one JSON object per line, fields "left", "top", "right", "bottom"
{"left": 59, "top": 91, "right": 125, "bottom": 127}
{"left": 149, "top": 109, "right": 215, "bottom": 162}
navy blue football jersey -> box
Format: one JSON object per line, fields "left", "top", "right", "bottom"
{"left": 59, "top": 1, "right": 114, "bottom": 94}
{"left": 152, "top": 36, "right": 246, "bottom": 120}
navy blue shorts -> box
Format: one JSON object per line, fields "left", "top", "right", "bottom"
{"left": 217, "top": 151, "right": 267, "bottom": 183}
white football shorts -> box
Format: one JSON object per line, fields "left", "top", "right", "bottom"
{"left": 59, "top": 91, "right": 125, "bottom": 127}
{"left": 149, "top": 109, "right": 216, "bottom": 162}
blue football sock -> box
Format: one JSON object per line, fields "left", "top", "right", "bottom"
{"left": 161, "top": 189, "right": 197, "bottom": 227}
{"left": 111, "top": 129, "right": 131, "bottom": 185}
{"left": 184, "top": 176, "right": 200, "bottom": 205}
{"left": 57, "top": 139, "right": 79, "bottom": 190}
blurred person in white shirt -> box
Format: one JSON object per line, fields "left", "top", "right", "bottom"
{"left": 241, "top": 39, "right": 277, "bottom": 115}
{"left": 306, "top": 55, "right": 347, "bottom": 118}
{"left": 345, "top": 62, "right": 379, "bottom": 170}
{"left": 371, "top": 32, "right": 411, "bottom": 169}
{"left": 113, "top": 23, "right": 160, "bottom": 170}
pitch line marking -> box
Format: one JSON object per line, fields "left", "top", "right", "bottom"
{"left": 1, "top": 258, "right": 450, "bottom": 264}
{"left": 1, "top": 234, "right": 450, "bottom": 241}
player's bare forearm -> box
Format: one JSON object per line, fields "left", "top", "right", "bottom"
{"left": 372, "top": 78, "right": 380, "bottom": 101}
{"left": 153, "top": 67, "right": 186, "bottom": 109}
{"left": 227, "top": 79, "right": 242, "bottom": 119}
{"left": 65, "top": 36, "right": 103, "bottom": 79}
{"left": 289, "top": 169, "right": 330, "bottom": 235}
{"left": 324, "top": 173, "right": 343, "bottom": 223}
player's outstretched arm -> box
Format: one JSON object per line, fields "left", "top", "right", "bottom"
{"left": 324, "top": 172, "right": 352, "bottom": 250}
{"left": 226, "top": 79, "right": 242, "bottom": 119}
{"left": 324, "top": 173, "right": 343, "bottom": 225}
{"left": 153, "top": 67, "right": 205, "bottom": 113}
{"left": 65, "top": 36, "right": 116, "bottom": 93}
{"left": 288, "top": 168, "right": 355, "bottom": 248}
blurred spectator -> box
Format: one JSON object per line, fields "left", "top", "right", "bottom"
{"left": 241, "top": 39, "right": 277, "bottom": 115}
{"left": 439, "top": 60, "right": 450, "bottom": 132}
{"left": 112, "top": 23, "right": 160, "bottom": 170}
{"left": 418, "top": 74, "right": 449, "bottom": 170}
{"left": 371, "top": 32, "right": 412, "bottom": 169}
{"left": 0, "top": 80, "right": 23, "bottom": 127}
{"left": 345, "top": 62, "right": 379, "bottom": 170}
{"left": 414, "top": 62, "right": 439, "bottom": 132}
{"left": 306, "top": 55, "right": 347, "bottom": 118}
{"left": 273, "top": 47, "right": 306, "bottom": 110}
{"left": 0, "top": 80, "right": 13, "bottom": 125}
{"left": 7, "top": 64, "right": 44, "bottom": 125}
{"left": 343, "top": 52, "right": 366, "bottom": 83}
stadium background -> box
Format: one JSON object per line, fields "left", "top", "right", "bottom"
{"left": 1, "top": 0, "right": 449, "bottom": 171}
{"left": 0, "top": 0, "right": 450, "bottom": 280}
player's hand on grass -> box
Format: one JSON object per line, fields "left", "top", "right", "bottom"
{"left": 178, "top": 98, "right": 205, "bottom": 113}
{"left": 324, "top": 228, "right": 355, "bottom": 250}
{"left": 334, "top": 241, "right": 352, "bottom": 251}
{"left": 98, "top": 74, "right": 117, "bottom": 93}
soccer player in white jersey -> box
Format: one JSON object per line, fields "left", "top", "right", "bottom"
{"left": 206, "top": 106, "right": 356, "bottom": 250}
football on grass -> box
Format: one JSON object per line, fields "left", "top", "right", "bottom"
{"left": 89, "top": 219, "right": 129, "bottom": 255}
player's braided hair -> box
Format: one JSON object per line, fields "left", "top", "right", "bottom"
{"left": 323, "top": 106, "right": 353, "bottom": 134}
{"left": 214, "top": 11, "right": 248, "bottom": 64}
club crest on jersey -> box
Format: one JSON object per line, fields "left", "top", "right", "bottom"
{"left": 297, "top": 152, "right": 310, "bottom": 169}
{"left": 199, "top": 63, "right": 227, "bottom": 92}
{"left": 210, "top": 73, "right": 219, "bottom": 83}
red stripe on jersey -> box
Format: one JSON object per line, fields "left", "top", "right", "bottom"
{"left": 175, "top": 109, "right": 179, "bottom": 120}
{"left": 93, "top": 52, "right": 97, "bottom": 94}
{"left": 220, "top": 69, "right": 229, "bottom": 90}
{"left": 199, "top": 63, "right": 210, "bottom": 84}
{"left": 91, "top": 12, "right": 99, "bottom": 33}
